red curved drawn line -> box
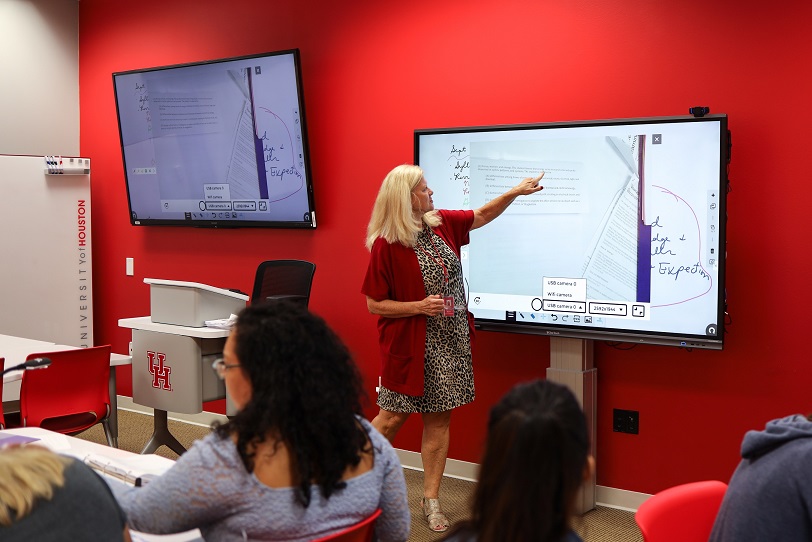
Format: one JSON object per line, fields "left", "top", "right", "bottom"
{"left": 269, "top": 177, "right": 303, "bottom": 203}
{"left": 649, "top": 184, "right": 712, "bottom": 308}
{"left": 258, "top": 106, "right": 297, "bottom": 164}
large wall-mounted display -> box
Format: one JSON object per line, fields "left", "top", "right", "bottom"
{"left": 416, "top": 115, "right": 729, "bottom": 349}
{"left": 113, "top": 49, "right": 316, "bottom": 228}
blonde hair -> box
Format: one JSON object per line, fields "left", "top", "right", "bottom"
{"left": 0, "top": 446, "right": 69, "bottom": 526}
{"left": 366, "top": 164, "right": 441, "bottom": 250}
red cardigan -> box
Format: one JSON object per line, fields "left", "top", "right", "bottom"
{"left": 361, "top": 210, "right": 475, "bottom": 396}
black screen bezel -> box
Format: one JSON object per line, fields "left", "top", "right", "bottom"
{"left": 414, "top": 114, "right": 728, "bottom": 349}
{"left": 113, "top": 49, "right": 316, "bottom": 229}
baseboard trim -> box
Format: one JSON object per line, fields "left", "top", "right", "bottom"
{"left": 396, "top": 448, "right": 479, "bottom": 482}
{"left": 116, "top": 395, "right": 651, "bottom": 511}
{"left": 595, "top": 486, "right": 651, "bottom": 511}
{"left": 395, "top": 448, "right": 651, "bottom": 511}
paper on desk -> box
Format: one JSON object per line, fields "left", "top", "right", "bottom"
{"left": 5, "top": 430, "right": 72, "bottom": 451}
{"left": 78, "top": 452, "right": 173, "bottom": 478}
{"left": 130, "top": 529, "right": 204, "bottom": 542}
{"left": 204, "top": 313, "right": 238, "bottom": 329}
{"left": 0, "top": 432, "right": 40, "bottom": 447}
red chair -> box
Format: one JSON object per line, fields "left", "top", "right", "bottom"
{"left": 635, "top": 480, "right": 727, "bottom": 542}
{"left": 12, "top": 346, "right": 115, "bottom": 446}
{"left": 311, "top": 509, "right": 382, "bottom": 542}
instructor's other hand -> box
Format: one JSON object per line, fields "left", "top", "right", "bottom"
{"left": 418, "top": 295, "right": 445, "bottom": 317}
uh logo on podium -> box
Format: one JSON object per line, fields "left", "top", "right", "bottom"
{"left": 146, "top": 350, "right": 173, "bottom": 391}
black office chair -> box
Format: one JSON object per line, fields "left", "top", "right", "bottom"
{"left": 251, "top": 260, "right": 316, "bottom": 307}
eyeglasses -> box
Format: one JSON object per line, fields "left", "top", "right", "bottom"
{"left": 211, "top": 358, "right": 241, "bottom": 379}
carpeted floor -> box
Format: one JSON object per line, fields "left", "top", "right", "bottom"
{"left": 76, "top": 410, "right": 642, "bottom": 542}
{"left": 400, "top": 468, "right": 642, "bottom": 542}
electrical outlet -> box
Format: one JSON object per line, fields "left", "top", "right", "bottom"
{"left": 613, "top": 409, "right": 639, "bottom": 434}
{"left": 627, "top": 410, "right": 639, "bottom": 434}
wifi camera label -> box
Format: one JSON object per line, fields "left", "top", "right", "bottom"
{"left": 543, "top": 277, "right": 586, "bottom": 301}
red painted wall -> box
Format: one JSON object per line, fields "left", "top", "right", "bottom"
{"left": 79, "top": 0, "right": 812, "bottom": 494}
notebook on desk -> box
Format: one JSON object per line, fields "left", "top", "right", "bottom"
{"left": 0, "top": 432, "right": 39, "bottom": 446}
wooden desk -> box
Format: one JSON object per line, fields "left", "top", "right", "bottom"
{"left": 0, "top": 426, "right": 202, "bottom": 541}
{"left": 1, "top": 334, "right": 131, "bottom": 447}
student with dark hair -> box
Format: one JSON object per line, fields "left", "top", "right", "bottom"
{"left": 442, "top": 379, "right": 593, "bottom": 542}
{"left": 111, "top": 301, "right": 410, "bottom": 542}
{"left": 709, "top": 413, "right": 812, "bottom": 541}
{"left": 0, "top": 445, "right": 130, "bottom": 541}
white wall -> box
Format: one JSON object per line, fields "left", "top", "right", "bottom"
{"left": 0, "top": 1, "right": 89, "bottom": 346}
{"left": 0, "top": 0, "right": 79, "bottom": 156}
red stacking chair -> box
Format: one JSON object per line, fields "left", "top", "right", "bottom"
{"left": 14, "top": 345, "right": 114, "bottom": 447}
{"left": 311, "top": 508, "right": 382, "bottom": 542}
{"left": 635, "top": 480, "right": 727, "bottom": 542}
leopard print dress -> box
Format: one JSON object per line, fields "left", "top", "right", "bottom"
{"left": 377, "top": 225, "right": 475, "bottom": 413}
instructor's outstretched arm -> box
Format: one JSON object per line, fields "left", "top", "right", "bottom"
{"left": 472, "top": 172, "right": 544, "bottom": 230}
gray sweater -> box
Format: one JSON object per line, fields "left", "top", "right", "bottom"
{"left": 1, "top": 459, "right": 127, "bottom": 541}
{"left": 710, "top": 414, "right": 812, "bottom": 541}
{"left": 111, "top": 417, "right": 410, "bottom": 541}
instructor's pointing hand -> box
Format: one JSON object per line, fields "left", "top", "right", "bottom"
{"left": 514, "top": 172, "right": 545, "bottom": 196}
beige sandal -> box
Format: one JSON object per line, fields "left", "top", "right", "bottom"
{"left": 421, "top": 497, "right": 450, "bottom": 532}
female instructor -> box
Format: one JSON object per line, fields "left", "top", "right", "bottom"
{"left": 362, "top": 164, "right": 543, "bottom": 532}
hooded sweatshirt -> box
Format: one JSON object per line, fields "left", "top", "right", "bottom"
{"left": 709, "top": 414, "right": 812, "bottom": 541}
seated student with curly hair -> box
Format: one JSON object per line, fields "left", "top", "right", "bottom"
{"left": 0, "top": 445, "right": 130, "bottom": 541}
{"left": 442, "top": 379, "right": 593, "bottom": 542}
{"left": 110, "top": 300, "right": 410, "bottom": 542}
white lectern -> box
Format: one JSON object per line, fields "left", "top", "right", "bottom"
{"left": 120, "top": 279, "right": 248, "bottom": 454}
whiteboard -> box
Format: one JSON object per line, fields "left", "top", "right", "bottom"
{"left": 0, "top": 155, "right": 93, "bottom": 347}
